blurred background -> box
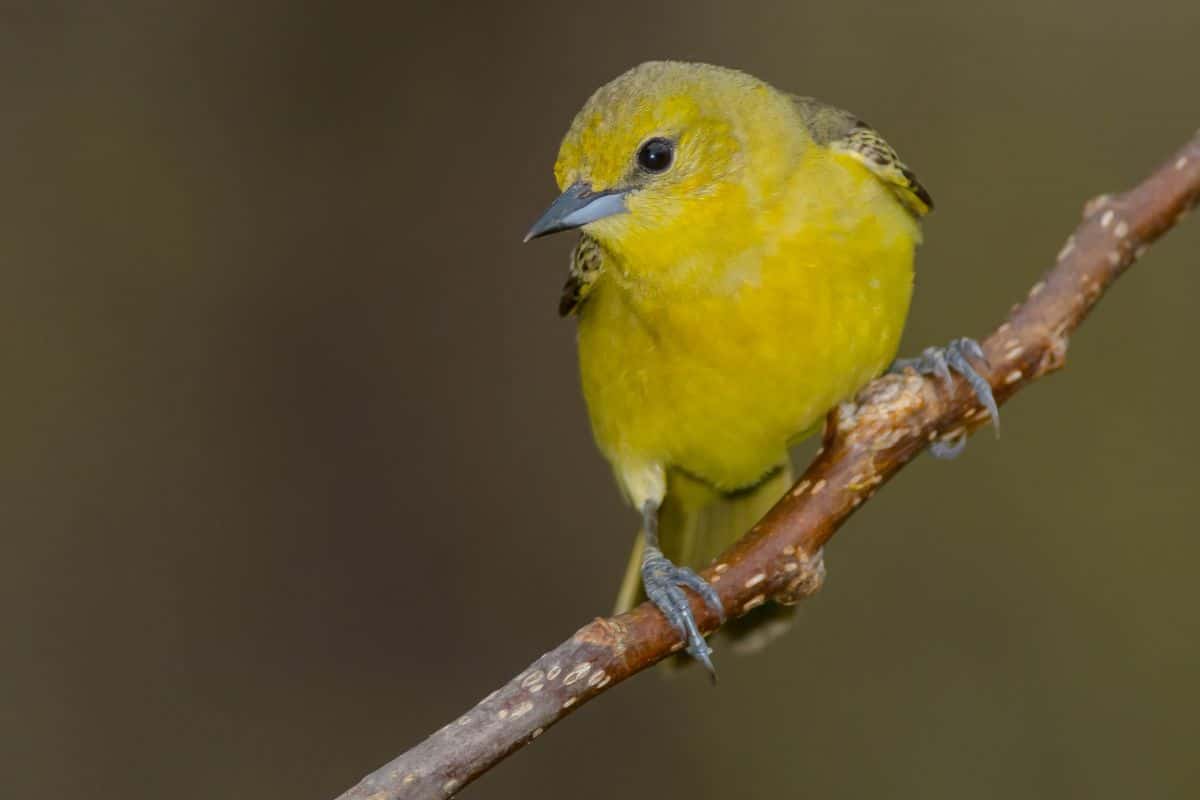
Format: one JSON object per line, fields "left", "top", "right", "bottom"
{"left": 4, "top": 1, "right": 1199, "bottom": 798}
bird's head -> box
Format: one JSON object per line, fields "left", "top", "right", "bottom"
{"left": 525, "top": 61, "right": 803, "bottom": 265}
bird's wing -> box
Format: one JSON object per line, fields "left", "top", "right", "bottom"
{"left": 559, "top": 234, "right": 605, "bottom": 317}
{"left": 791, "top": 96, "right": 933, "bottom": 217}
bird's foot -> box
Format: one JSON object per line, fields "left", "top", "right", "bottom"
{"left": 642, "top": 546, "right": 725, "bottom": 680}
{"left": 891, "top": 337, "right": 998, "bottom": 459}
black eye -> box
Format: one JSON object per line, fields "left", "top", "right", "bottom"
{"left": 636, "top": 138, "right": 674, "bottom": 173}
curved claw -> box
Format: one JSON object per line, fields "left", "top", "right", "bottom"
{"left": 642, "top": 548, "right": 723, "bottom": 679}
{"left": 690, "top": 642, "right": 718, "bottom": 684}
{"left": 675, "top": 566, "right": 726, "bottom": 622}
{"left": 676, "top": 599, "right": 718, "bottom": 683}
{"left": 890, "top": 336, "right": 1000, "bottom": 455}
{"left": 944, "top": 338, "right": 999, "bottom": 435}
{"left": 930, "top": 433, "right": 968, "bottom": 460}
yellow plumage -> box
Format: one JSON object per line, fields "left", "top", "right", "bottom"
{"left": 530, "top": 61, "right": 930, "bottom": 649}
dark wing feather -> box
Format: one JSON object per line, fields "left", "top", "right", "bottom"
{"left": 559, "top": 235, "right": 605, "bottom": 317}
{"left": 791, "top": 96, "right": 933, "bottom": 216}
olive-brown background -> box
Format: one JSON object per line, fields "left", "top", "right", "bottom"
{"left": 4, "top": 2, "right": 1199, "bottom": 798}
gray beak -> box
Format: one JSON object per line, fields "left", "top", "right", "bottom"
{"left": 524, "top": 181, "right": 628, "bottom": 242}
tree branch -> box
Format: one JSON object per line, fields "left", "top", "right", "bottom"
{"left": 337, "top": 132, "right": 1200, "bottom": 800}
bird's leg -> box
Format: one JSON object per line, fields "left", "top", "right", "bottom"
{"left": 640, "top": 501, "right": 725, "bottom": 680}
{"left": 890, "top": 337, "right": 998, "bottom": 459}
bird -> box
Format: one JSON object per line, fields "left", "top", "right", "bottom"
{"left": 525, "top": 61, "right": 995, "bottom": 676}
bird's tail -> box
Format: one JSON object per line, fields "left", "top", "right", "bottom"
{"left": 613, "top": 463, "right": 797, "bottom": 654}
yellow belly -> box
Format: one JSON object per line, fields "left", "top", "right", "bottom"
{"left": 577, "top": 218, "right": 915, "bottom": 499}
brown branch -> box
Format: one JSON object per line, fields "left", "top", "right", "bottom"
{"left": 337, "top": 132, "right": 1200, "bottom": 800}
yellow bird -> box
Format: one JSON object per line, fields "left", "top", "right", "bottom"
{"left": 526, "top": 61, "right": 994, "bottom": 674}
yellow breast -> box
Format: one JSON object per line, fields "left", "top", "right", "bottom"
{"left": 577, "top": 151, "right": 918, "bottom": 501}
